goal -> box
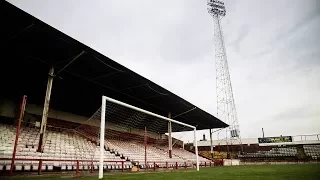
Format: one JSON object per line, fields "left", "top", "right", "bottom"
{"left": 74, "top": 96, "right": 199, "bottom": 179}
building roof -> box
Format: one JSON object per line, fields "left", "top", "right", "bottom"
{"left": 2, "top": 1, "right": 228, "bottom": 132}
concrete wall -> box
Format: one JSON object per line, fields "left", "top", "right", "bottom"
{"left": 197, "top": 137, "right": 320, "bottom": 147}
{"left": 259, "top": 140, "right": 320, "bottom": 146}
{"left": 197, "top": 138, "right": 259, "bottom": 146}
{"left": 223, "top": 159, "right": 240, "bottom": 166}
{"left": 240, "top": 161, "right": 320, "bottom": 165}
{"left": 0, "top": 98, "right": 16, "bottom": 118}
{"left": 26, "top": 104, "right": 88, "bottom": 124}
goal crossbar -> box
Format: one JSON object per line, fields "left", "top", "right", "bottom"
{"left": 104, "top": 95, "right": 196, "bottom": 129}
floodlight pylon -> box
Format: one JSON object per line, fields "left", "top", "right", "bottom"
{"left": 207, "top": 0, "right": 242, "bottom": 153}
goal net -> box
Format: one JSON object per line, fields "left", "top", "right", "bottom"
{"left": 73, "top": 96, "right": 199, "bottom": 179}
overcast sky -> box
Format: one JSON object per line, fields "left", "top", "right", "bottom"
{"left": 7, "top": 0, "right": 320, "bottom": 141}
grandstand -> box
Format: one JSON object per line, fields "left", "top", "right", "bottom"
{"left": 196, "top": 135, "right": 320, "bottom": 163}
{"left": 0, "top": 122, "right": 212, "bottom": 172}
{"left": 1, "top": 1, "right": 224, "bottom": 178}
{"left": 303, "top": 145, "right": 320, "bottom": 160}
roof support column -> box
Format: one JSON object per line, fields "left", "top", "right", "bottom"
{"left": 210, "top": 129, "right": 213, "bottom": 159}
{"left": 168, "top": 112, "right": 172, "bottom": 158}
{"left": 194, "top": 128, "right": 199, "bottom": 171}
{"left": 37, "top": 67, "right": 54, "bottom": 152}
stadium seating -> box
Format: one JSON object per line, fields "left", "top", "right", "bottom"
{"left": 3, "top": 122, "right": 320, "bottom": 173}
{"left": 0, "top": 124, "right": 15, "bottom": 171}
{"left": 105, "top": 140, "right": 211, "bottom": 168}
{"left": 0, "top": 124, "right": 131, "bottom": 171}
{"left": 303, "top": 145, "right": 320, "bottom": 160}
{"left": 238, "top": 147, "right": 298, "bottom": 158}
{"left": 0, "top": 123, "right": 210, "bottom": 172}
{"left": 161, "top": 146, "right": 210, "bottom": 163}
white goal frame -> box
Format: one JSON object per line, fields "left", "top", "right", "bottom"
{"left": 99, "top": 95, "right": 199, "bottom": 179}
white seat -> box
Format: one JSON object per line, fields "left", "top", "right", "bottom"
{"left": 47, "top": 165, "right": 53, "bottom": 171}
{"left": 5, "top": 164, "right": 11, "bottom": 171}
{"left": 24, "top": 164, "right": 31, "bottom": 171}
{"left": 15, "top": 164, "right": 23, "bottom": 171}
{"left": 32, "top": 164, "right": 39, "bottom": 171}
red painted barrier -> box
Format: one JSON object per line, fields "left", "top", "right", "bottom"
{"left": 2, "top": 157, "right": 215, "bottom": 176}
{"left": 10, "top": 95, "right": 27, "bottom": 176}
{"left": 90, "top": 161, "right": 93, "bottom": 173}
{"left": 74, "top": 160, "right": 79, "bottom": 177}
{"left": 38, "top": 160, "right": 42, "bottom": 175}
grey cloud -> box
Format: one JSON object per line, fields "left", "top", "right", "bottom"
{"left": 250, "top": 48, "right": 275, "bottom": 59}
{"left": 272, "top": 5, "right": 320, "bottom": 44}
{"left": 227, "top": 24, "right": 249, "bottom": 54}
{"left": 272, "top": 106, "right": 319, "bottom": 122}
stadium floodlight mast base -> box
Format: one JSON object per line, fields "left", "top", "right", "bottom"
{"left": 98, "top": 95, "right": 199, "bottom": 179}
{"left": 207, "top": 0, "right": 242, "bottom": 154}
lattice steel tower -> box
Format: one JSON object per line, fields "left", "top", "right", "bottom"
{"left": 207, "top": 0, "right": 241, "bottom": 148}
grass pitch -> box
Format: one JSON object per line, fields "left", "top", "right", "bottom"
{"left": 7, "top": 164, "right": 320, "bottom": 180}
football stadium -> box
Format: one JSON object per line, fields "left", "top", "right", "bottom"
{"left": 1, "top": 1, "right": 320, "bottom": 180}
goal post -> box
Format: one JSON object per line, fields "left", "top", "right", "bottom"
{"left": 99, "top": 96, "right": 106, "bottom": 179}
{"left": 97, "top": 95, "right": 199, "bottom": 179}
